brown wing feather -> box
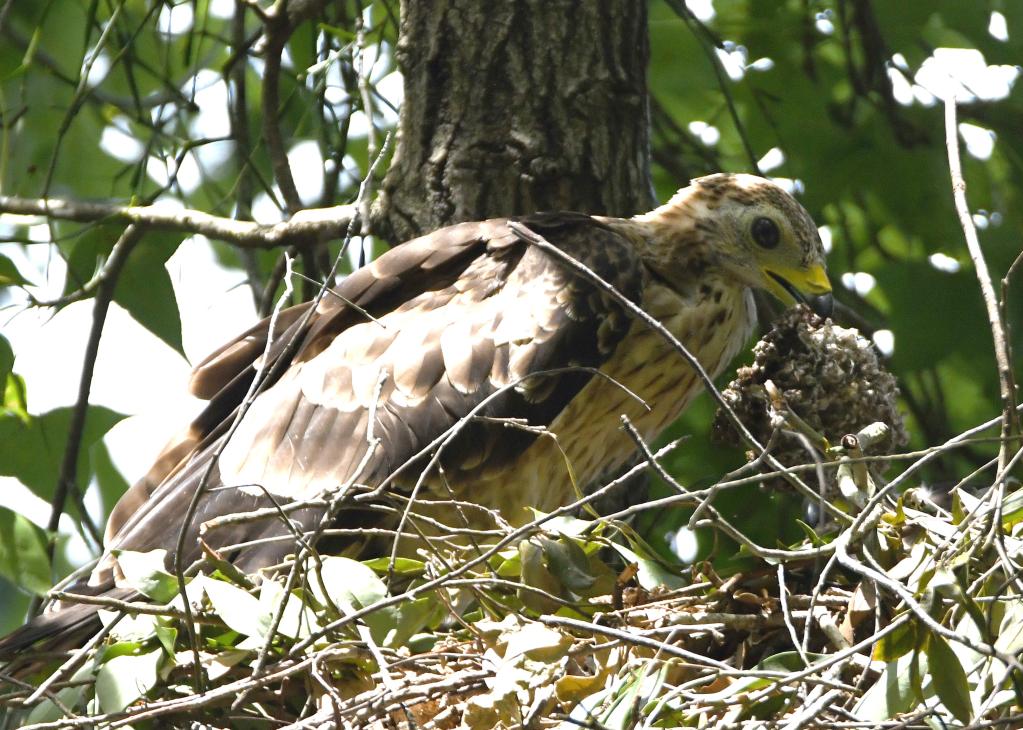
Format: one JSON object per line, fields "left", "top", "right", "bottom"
{"left": 0, "top": 214, "right": 646, "bottom": 657}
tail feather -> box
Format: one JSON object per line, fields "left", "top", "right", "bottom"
{"left": 0, "top": 585, "right": 138, "bottom": 671}
{"left": 0, "top": 603, "right": 102, "bottom": 662}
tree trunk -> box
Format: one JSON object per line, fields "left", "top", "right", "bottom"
{"left": 373, "top": 0, "right": 655, "bottom": 242}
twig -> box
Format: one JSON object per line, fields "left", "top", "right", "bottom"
{"left": 778, "top": 563, "right": 810, "bottom": 667}
{"left": 229, "top": 135, "right": 398, "bottom": 707}
{"left": 23, "top": 613, "right": 124, "bottom": 707}
{"left": 0, "top": 672, "right": 79, "bottom": 719}
{"left": 944, "top": 96, "right": 1019, "bottom": 471}
{"left": 18, "top": 652, "right": 332, "bottom": 729}
{"left": 620, "top": 414, "right": 690, "bottom": 495}
{"left": 172, "top": 253, "right": 297, "bottom": 692}
{"left": 665, "top": 0, "right": 763, "bottom": 174}
{"left": 229, "top": 0, "right": 262, "bottom": 310}
{"left": 47, "top": 591, "right": 215, "bottom": 623}
{"left": 355, "top": 16, "right": 379, "bottom": 236}
{"left": 261, "top": 5, "right": 302, "bottom": 214}
{"left": 33, "top": 225, "right": 143, "bottom": 617}
{"left": 538, "top": 615, "right": 734, "bottom": 670}
{"left": 0, "top": 0, "right": 16, "bottom": 34}
{"left": 0, "top": 194, "right": 358, "bottom": 249}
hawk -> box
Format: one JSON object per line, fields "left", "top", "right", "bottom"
{"left": 0, "top": 173, "right": 831, "bottom": 655}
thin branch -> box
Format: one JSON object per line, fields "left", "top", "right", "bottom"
{"left": 0, "top": 0, "right": 14, "bottom": 34}
{"left": 0, "top": 194, "right": 358, "bottom": 249}
{"left": 47, "top": 591, "right": 214, "bottom": 623}
{"left": 261, "top": 6, "right": 302, "bottom": 214}
{"left": 229, "top": 0, "right": 263, "bottom": 309}
{"left": 539, "top": 614, "right": 734, "bottom": 670}
{"left": 172, "top": 254, "right": 297, "bottom": 692}
{"left": 355, "top": 15, "right": 379, "bottom": 235}
{"left": 944, "top": 97, "right": 1019, "bottom": 471}
{"left": 32, "top": 225, "right": 143, "bottom": 617}
{"left": 664, "top": 0, "right": 762, "bottom": 174}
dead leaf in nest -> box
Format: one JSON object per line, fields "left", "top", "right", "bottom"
{"left": 841, "top": 580, "right": 878, "bottom": 644}
{"left": 733, "top": 590, "right": 764, "bottom": 607}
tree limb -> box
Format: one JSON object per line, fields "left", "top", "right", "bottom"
{"left": 0, "top": 195, "right": 357, "bottom": 248}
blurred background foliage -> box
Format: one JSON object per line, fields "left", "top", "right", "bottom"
{"left": 0, "top": 0, "right": 1020, "bottom": 632}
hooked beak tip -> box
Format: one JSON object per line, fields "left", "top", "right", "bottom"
{"left": 808, "top": 292, "right": 833, "bottom": 319}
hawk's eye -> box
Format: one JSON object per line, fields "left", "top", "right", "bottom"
{"left": 751, "top": 217, "right": 780, "bottom": 249}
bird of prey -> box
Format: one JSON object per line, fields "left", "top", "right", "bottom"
{"left": 0, "top": 173, "right": 831, "bottom": 656}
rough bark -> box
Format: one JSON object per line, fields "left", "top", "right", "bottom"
{"left": 373, "top": 0, "right": 654, "bottom": 242}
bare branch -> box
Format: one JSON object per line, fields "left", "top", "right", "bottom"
{"left": 0, "top": 195, "right": 358, "bottom": 248}
{"left": 35, "top": 225, "right": 143, "bottom": 611}
{"left": 944, "top": 97, "right": 1019, "bottom": 471}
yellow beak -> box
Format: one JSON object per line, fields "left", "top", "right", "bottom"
{"left": 762, "top": 263, "right": 833, "bottom": 317}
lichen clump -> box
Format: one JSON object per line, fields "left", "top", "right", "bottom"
{"left": 713, "top": 306, "right": 908, "bottom": 459}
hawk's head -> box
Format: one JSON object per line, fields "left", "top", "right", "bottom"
{"left": 638, "top": 173, "right": 833, "bottom": 317}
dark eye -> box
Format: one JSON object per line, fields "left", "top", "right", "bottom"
{"left": 751, "top": 217, "right": 780, "bottom": 249}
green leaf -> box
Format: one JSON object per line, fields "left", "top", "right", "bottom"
{"left": 853, "top": 650, "right": 928, "bottom": 721}
{"left": 603, "top": 663, "right": 670, "bottom": 730}
{"left": 951, "top": 491, "right": 966, "bottom": 524}
{"left": 995, "top": 598, "right": 1023, "bottom": 654}
{"left": 155, "top": 625, "right": 178, "bottom": 656}
{"left": 407, "top": 632, "right": 438, "bottom": 653}
{"left": 3, "top": 373, "right": 29, "bottom": 421}
{"left": 312, "top": 556, "right": 387, "bottom": 611}
{"left": 528, "top": 508, "right": 599, "bottom": 537}
{"left": 112, "top": 548, "right": 178, "bottom": 602}
{"left": 317, "top": 22, "right": 357, "bottom": 43}
{"left": 310, "top": 556, "right": 394, "bottom": 644}
{"left": 1001, "top": 487, "right": 1023, "bottom": 531}
{"left": 518, "top": 539, "right": 563, "bottom": 613}
{"left": 925, "top": 631, "right": 973, "bottom": 724}
{"left": 610, "top": 542, "right": 686, "bottom": 591}
{"left": 203, "top": 576, "right": 268, "bottom": 639}
{"left": 361, "top": 556, "right": 426, "bottom": 576}
{"left": 0, "top": 335, "right": 13, "bottom": 390}
{"left": 100, "top": 611, "right": 158, "bottom": 643}
{"left": 0, "top": 253, "right": 29, "bottom": 286}
{"left": 0, "top": 507, "right": 51, "bottom": 595}
{"left": 793, "top": 519, "right": 828, "bottom": 547}
{"left": 0, "top": 405, "right": 126, "bottom": 500}
{"left": 94, "top": 648, "right": 162, "bottom": 713}
{"left": 873, "top": 620, "right": 919, "bottom": 663}
{"left": 289, "top": 23, "right": 319, "bottom": 76}
{"left": 60, "top": 224, "right": 117, "bottom": 299}
{"left": 539, "top": 536, "right": 596, "bottom": 593}
{"left": 491, "top": 547, "right": 522, "bottom": 578}
{"left": 97, "top": 639, "right": 145, "bottom": 662}
{"left": 258, "top": 578, "right": 319, "bottom": 640}
{"left": 112, "top": 232, "right": 185, "bottom": 355}
{"left": 385, "top": 596, "right": 442, "bottom": 648}
{"left": 59, "top": 226, "right": 185, "bottom": 354}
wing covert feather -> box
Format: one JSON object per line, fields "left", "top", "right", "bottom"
{"left": 99, "top": 213, "right": 646, "bottom": 584}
